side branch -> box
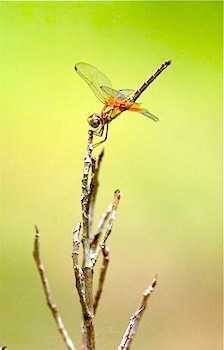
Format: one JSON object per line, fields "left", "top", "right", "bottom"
{"left": 93, "top": 245, "right": 110, "bottom": 313}
{"left": 90, "top": 204, "right": 112, "bottom": 255}
{"left": 91, "top": 189, "right": 121, "bottom": 266}
{"left": 89, "top": 149, "right": 104, "bottom": 238}
{"left": 33, "top": 225, "right": 76, "bottom": 350}
{"left": 118, "top": 275, "right": 158, "bottom": 350}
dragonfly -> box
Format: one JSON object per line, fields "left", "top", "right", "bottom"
{"left": 75, "top": 60, "right": 172, "bottom": 147}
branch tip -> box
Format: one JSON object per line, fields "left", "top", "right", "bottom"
{"left": 34, "top": 224, "right": 39, "bottom": 234}
{"left": 118, "top": 275, "right": 158, "bottom": 349}
{"left": 99, "top": 148, "right": 104, "bottom": 159}
{"left": 113, "top": 189, "right": 121, "bottom": 209}
{"left": 151, "top": 274, "right": 158, "bottom": 289}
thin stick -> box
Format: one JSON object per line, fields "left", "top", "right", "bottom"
{"left": 118, "top": 275, "right": 158, "bottom": 350}
{"left": 72, "top": 223, "right": 91, "bottom": 319}
{"left": 33, "top": 225, "right": 76, "bottom": 350}
{"left": 92, "top": 189, "right": 121, "bottom": 266}
{"left": 93, "top": 245, "right": 110, "bottom": 313}
{"left": 80, "top": 131, "right": 95, "bottom": 350}
{"left": 90, "top": 204, "right": 112, "bottom": 255}
{"left": 81, "top": 130, "right": 94, "bottom": 268}
{"left": 89, "top": 149, "right": 104, "bottom": 239}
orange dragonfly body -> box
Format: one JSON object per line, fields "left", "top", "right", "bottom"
{"left": 75, "top": 60, "right": 171, "bottom": 147}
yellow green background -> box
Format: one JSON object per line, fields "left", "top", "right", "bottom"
{"left": 1, "top": 1, "right": 222, "bottom": 349}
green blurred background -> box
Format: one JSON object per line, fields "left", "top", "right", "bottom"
{"left": 1, "top": 1, "right": 222, "bottom": 349}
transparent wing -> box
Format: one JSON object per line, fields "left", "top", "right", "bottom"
{"left": 138, "top": 109, "right": 159, "bottom": 122}
{"left": 75, "top": 62, "right": 113, "bottom": 103}
{"left": 100, "top": 87, "right": 135, "bottom": 101}
{"left": 118, "top": 89, "right": 134, "bottom": 98}
{"left": 101, "top": 86, "right": 120, "bottom": 99}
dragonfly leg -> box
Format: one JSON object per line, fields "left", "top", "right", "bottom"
{"left": 93, "top": 124, "right": 109, "bottom": 148}
{"left": 92, "top": 125, "right": 104, "bottom": 137}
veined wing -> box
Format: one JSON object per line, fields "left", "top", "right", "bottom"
{"left": 121, "top": 89, "right": 159, "bottom": 121}
{"left": 138, "top": 109, "right": 159, "bottom": 122}
{"left": 118, "top": 89, "right": 135, "bottom": 98}
{"left": 101, "top": 87, "right": 135, "bottom": 101}
{"left": 75, "top": 62, "right": 112, "bottom": 103}
{"left": 102, "top": 85, "right": 159, "bottom": 122}
{"left": 100, "top": 86, "right": 120, "bottom": 99}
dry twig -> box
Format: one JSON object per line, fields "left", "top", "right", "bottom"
{"left": 34, "top": 129, "right": 156, "bottom": 350}
{"left": 33, "top": 225, "right": 75, "bottom": 350}
{"left": 74, "top": 133, "right": 121, "bottom": 349}
{"left": 81, "top": 130, "right": 94, "bottom": 268}
{"left": 118, "top": 275, "right": 158, "bottom": 350}
{"left": 91, "top": 189, "right": 121, "bottom": 266}
{"left": 90, "top": 204, "right": 112, "bottom": 255}
{"left": 72, "top": 222, "right": 91, "bottom": 320}
{"left": 89, "top": 149, "right": 104, "bottom": 239}
{"left": 93, "top": 245, "right": 110, "bottom": 313}
{"left": 80, "top": 131, "right": 95, "bottom": 350}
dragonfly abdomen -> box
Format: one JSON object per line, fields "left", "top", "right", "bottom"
{"left": 127, "top": 60, "right": 172, "bottom": 102}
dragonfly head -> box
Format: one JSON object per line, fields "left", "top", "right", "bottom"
{"left": 87, "top": 113, "right": 101, "bottom": 128}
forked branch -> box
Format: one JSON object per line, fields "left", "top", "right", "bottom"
{"left": 34, "top": 128, "right": 157, "bottom": 350}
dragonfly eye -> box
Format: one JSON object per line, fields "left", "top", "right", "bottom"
{"left": 88, "top": 113, "right": 101, "bottom": 128}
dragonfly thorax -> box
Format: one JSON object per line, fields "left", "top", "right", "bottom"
{"left": 88, "top": 113, "right": 102, "bottom": 128}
